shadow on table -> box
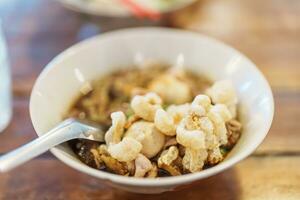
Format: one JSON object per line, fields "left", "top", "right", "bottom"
{"left": 112, "top": 168, "right": 241, "bottom": 200}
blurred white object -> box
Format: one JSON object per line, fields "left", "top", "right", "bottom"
{"left": 56, "top": 0, "right": 197, "bottom": 17}
{"left": 0, "top": 20, "right": 12, "bottom": 132}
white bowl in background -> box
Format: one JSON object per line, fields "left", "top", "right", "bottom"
{"left": 57, "top": 0, "right": 197, "bottom": 17}
{"left": 30, "top": 27, "right": 274, "bottom": 194}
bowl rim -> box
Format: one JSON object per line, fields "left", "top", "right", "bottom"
{"left": 30, "top": 27, "right": 274, "bottom": 187}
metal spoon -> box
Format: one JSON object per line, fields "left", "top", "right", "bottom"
{"left": 0, "top": 118, "right": 104, "bottom": 172}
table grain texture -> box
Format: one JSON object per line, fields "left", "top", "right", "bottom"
{"left": 0, "top": 0, "right": 299, "bottom": 199}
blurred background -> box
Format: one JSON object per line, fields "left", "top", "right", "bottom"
{"left": 0, "top": 0, "right": 299, "bottom": 199}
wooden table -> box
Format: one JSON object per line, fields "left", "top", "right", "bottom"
{"left": 0, "top": 0, "right": 299, "bottom": 199}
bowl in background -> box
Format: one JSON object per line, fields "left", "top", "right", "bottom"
{"left": 57, "top": 0, "right": 197, "bottom": 17}
{"left": 30, "top": 27, "right": 274, "bottom": 194}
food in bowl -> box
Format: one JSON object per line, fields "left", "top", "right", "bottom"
{"left": 66, "top": 63, "right": 242, "bottom": 178}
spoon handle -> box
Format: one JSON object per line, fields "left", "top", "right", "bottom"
{"left": 0, "top": 120, "right": 80, "bottom": 172}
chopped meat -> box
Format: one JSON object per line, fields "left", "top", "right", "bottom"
{"left": 226, "top": 119, "right": 242, "bottom": 148}
{"left": 158, "top": 146, "right": 182, "bottom": 176}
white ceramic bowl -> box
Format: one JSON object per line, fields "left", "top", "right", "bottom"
{"left": 57, "top": 0, "right": 197, "bottom": 17}
{"left": 30, "top": 27, "right": 274, "bottom": 194}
